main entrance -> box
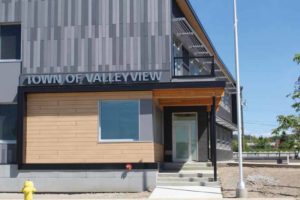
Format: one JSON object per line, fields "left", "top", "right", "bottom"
{"left": 172, "top": 113, "right": 198, "bottom": 162}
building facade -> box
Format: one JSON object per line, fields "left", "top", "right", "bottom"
{"left": 0, "top": 0, "right": 237, "bottom": 192}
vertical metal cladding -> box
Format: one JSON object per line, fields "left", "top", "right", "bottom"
{"left": 0, "top": 0, "right": 172, "bottom": 74}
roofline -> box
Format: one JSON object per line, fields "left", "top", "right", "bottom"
{"left": 185, "top": 0, "right": 236, "bottom": 85}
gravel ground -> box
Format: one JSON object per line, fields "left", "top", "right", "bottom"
{"left": 0, "top": 192, "right": 150, "bottom": 199}
{"left": 218, "top": 166, "right": 300, "bottom": 198}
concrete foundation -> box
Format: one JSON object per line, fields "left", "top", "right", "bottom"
{"left": 0, "top": 165, "right": 157, "bottom": 193}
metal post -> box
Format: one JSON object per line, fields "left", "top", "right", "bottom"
{"left": 241, "top": 87, "right": 245, "bottom": 151}
{"left": 211, "top": 97, "right": 217, "bottom": 181}
{"left": 233, "top": 0, "right": 247, "bottom": 198}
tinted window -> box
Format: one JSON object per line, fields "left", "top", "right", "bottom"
{"left": 0, "top": 104, "right": 17, "bottom": 140}
{"left": 100, "top": 100, "right": 139, "bottom": 141}
{"left": 0, "top": 25, "right": 21, "bottom": 60}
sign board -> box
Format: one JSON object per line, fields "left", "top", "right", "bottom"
{"left": 20, "top": 71, "right": 164, "bottom": 86}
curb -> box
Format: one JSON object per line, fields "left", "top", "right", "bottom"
{"left": 218, "top": 162, "right": 300, "bottom": 168}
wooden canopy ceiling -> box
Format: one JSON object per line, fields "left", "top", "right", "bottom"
{"left": 153, "top": 87, "right": 224, "bottom": 109}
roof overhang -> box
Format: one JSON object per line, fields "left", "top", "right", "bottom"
{"left": 175, "top": 0, "right": 236, "bottom": 87}
{"left": 216, "top": 116, "right": 238, "bottom": 131}
{"left": 153, "top": 87, "right": 224, "bottom": 109}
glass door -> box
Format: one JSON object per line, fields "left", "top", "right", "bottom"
{"left": 172, "top": 113, "right": 198, "bottom": 162}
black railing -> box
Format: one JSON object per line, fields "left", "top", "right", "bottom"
{"left": 173, "top": 56, "right": 215, "bottom": 78}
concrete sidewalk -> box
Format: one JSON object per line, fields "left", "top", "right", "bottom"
{"left": 0, "top": 193, "right": 298, "bottom": 200}
{"left": 0, "top": 193, "right": 150, "bottom": 199}
{"left": 149, "top": 186, "right": 222, "bottom": 199}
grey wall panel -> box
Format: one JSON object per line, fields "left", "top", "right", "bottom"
{"left": 153, "top": 103, "right": 163, "bottom": 144}
{"left": 0, "top": 0, "right": 22, "bottom": 23}
{"left": 0, "top": 0, "right": 172, "bottom": 77}
{"left": 198, "top": 110, "right": 208, "bottom": 162}
{"left": 139, "top": 99, "right": 154, "bottom": 141}
{"left": 216, "top": 124, "right": 233, "bottom": 152}
{"left": 0, "top": 165, "right": 157, "bottom": 192}
{"left": 0, "top": 62, "right": 20, "bottom": 103}
{"left": 216, "top": 149, "right": 233, "bottom": 161}
{"left": 0, "top": 144, "right": 16, "bottom": 164}
{"left": 217, "top": 107, "right": 232, "bottom": 122}
{"left": 217, "top": 92, "right": 233, "bottom": 123}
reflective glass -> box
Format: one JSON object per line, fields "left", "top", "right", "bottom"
{"left": 0, "top": 25, "right": 21, "bottom": 60}
{"left": 100, "top": 100, "right": 139, "bottom": 140}
{"left": 0, "top": 104, "right": 17, "bottom": 140}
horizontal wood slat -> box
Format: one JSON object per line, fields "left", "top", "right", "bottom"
{"left": 153, "top": 88, "right": 224, "bottom": 99}
{"left": 24, "top": 92, "right": 156, "bottom": 164}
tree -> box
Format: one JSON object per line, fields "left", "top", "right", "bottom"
{"left": 254, "top": 136, "right": 270, "bottom": 150}
{"left": 272, "top": 54, "right": 300, "bottom": 160}
{"left": 293, "top": 54, "right": 300, "bottom": 65}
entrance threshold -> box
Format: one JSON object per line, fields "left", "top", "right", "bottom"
{"left": 153, "top": 162, "right": 221, "bottom": 199}
{"left": 149, "top": 186, "right": 222, "bottom": 199}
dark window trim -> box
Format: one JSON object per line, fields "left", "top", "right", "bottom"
{"left": 163, "top": 106, "right": 208, "bottom": 162}
{"left": 0, "top": 24, "right": 21, "bottom": 60}
{"left": 0, "top": 103, "right": 18, "bottom": 141}
{"left": 99, "top": 100, "right": 140, "bottom": 142}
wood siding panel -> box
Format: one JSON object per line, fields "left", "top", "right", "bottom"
{"left": 24, "top": 92, "right": 156, "bottom": 164}
{"left": 154, "top": 143, "right": 163, "bottom": 162}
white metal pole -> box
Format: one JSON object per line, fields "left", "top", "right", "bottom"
{"left": 233, "top": 0, "right": 247, "bottom": 198}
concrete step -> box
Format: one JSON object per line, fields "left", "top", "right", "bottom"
{"left": 157, "top": 176, "right": 219, "bottom": 182}
{"left": 156, "top": 181, "right": 220, "bottom": 187}
{"left": 181, "top": 166, "right": 213, "bottom": 171}
{"left": 161, "top": 162, "right": 211, "bottom": 168}
{"left": 160, "top": 162, "right": 213, "bottom": 171}
{"left": 158, "top": 172, "right": 214, "bottom": 178}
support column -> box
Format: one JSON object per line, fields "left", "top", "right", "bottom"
{"left": 210, "top": 97, "right": 217, "bottom": 181}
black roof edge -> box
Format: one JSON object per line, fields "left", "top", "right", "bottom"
{"left": 186, "top": 0, "right": 236, "bottom": 85}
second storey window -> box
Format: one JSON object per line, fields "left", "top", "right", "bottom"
{"left": 0, "top": 104, "right": 17, "bottom": 141}
{"left": 0, "top": 24, "right": 21, "bottom": 60}
{"left": 99, "top": 100, "right": 139, "bottom": 141}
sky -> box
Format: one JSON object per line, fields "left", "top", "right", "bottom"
{"left": 190, "top": 0, "right": 300, "bottom": 137}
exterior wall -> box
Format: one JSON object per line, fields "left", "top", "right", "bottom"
{"left": 153, "top": 103, "right": 163, "bottom": 144}
{"left": 0, "top": 62, "right": 20, "bottom": 102}
{"left": 0, "top": 0, "right": 22, "bottom": 23}
{"left": 198, "top": 109, "right": 209, "bottom": 162}
{"left": 0, "top": 143, "right": 16, "bottom": 164}
{"left": 216, "top": 149, "right": 233, "bottom": 161}
{"left": 0, "top": 0, "right": 172, "bottom": 76}
{"left": 154, "top": 143, "right": 163, "bottom": 162}
{"left": 24, "top": 91, "right": 158, "bottom": 164}
{"left": 217, "top": 92, "right": 232, "bottom": 123}
{"left": 0, "top": 165, "right": 157, "bottom": 192}
{"left": 153, "top": 103, "right": 163, "bottom": 162}
{"left": 216, "top": 124, "right": 233, "bottom": 161}
{"left": 0, "top": 62, "right": 20, "bottom": 164}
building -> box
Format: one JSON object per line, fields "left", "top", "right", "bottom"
{"left": 0, "top": 0, "right": 237, "bottom": 192}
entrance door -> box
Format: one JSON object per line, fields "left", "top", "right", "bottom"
{"left": 172, "top": 113, "right": 198, "bottom": 162}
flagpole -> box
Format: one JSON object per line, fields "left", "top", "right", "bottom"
{"left": 233, "top": 0, "right": 247, "bottom": 198}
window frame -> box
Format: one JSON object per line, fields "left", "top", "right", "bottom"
{"left": 0, "top": 103, "right": 17, "bottom": 143}
{"left": 0, "top": 23, "right": 22, "bottom": 62}
{"left": 98, "top": 99, "right": 140, "bottom": 143}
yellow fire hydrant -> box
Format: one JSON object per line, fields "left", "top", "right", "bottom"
{"left": 21, "top": 180, "right": 36, "bottom": 200}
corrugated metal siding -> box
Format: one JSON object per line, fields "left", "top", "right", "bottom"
{"left": 0, "top": 0, "right": 172, "bottom": 75}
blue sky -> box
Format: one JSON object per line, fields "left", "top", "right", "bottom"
{"left": 190, "top": 0, "right": 300, "bottom": 137}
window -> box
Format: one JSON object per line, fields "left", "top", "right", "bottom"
{"left": 0, "top": 104, "right": 17, "bottom": 141}
{"left": 0, "top": 24, "right": 21, "bottom": 60}
{"left": 99, "top": 100, "right": 139, "bottom": 141}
